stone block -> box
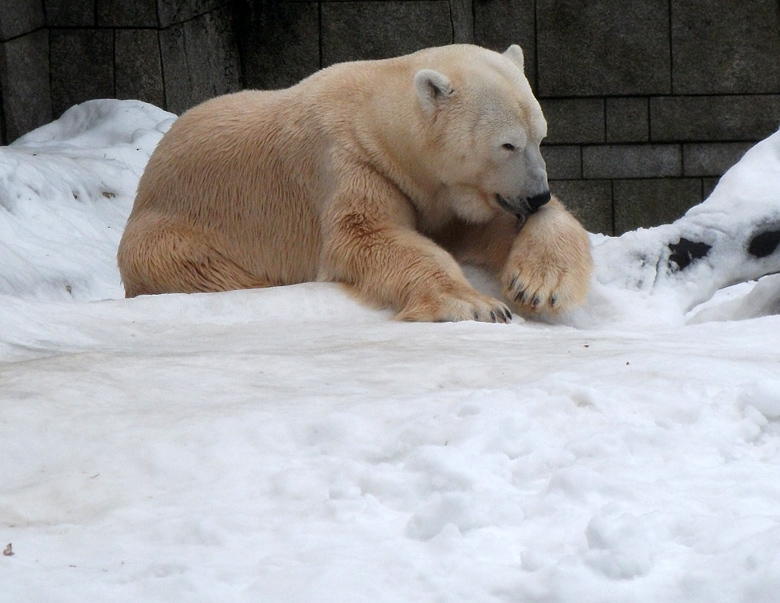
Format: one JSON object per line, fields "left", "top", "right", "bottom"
{"left": 537, "top": 0, "right": 670, "bottom": 96}
{"left": 550, "top": 180, "right": 613, "bottom": 235}
{"left": 322, "top": 1, "right": 452, "bottom": 66}
{"left": 160, "top": 6, "right": 242, "bottom": 114}
{"left": 97, "top": 0, "right": 157, "bottom": 27}
{"left": 115, "top": 29, "right": 164, "bottom": 107}
{"left": 682, "top": 143, "right": 753, "bottom": 177}
{"left": 451, "top": 0, "right": 474, "bottom": 44}
{"left": 702, "top": 178, "right": 720, "bottom": 200}
{"left": 542, "top": 145, "right": 580, "bottom": 180}
{"left": 44, "top": 0, "right": 94, "bottom": 26}
{"left": 584, "top": 144, "right": 681, "bottom": 179}
{"left": 0, "top": 0, "right": 44, "bottom": 41}
{"left": 158, "top": 0, "right": 226, "bottom": 27}
{"left": 233, "top": 0, "right": 319, "bottom": 91}
{"left": 672, "top": 0, "right": 780, "bottom": 94}
{"left": 541, "top": 98, "right": 604, "bottom": 144}
{"left": 606, "top": 97, "right": 649, "bottom": 143}
{"left": 474, "top": 0, "right": 535, "bottom": 88}
{"left": 650, "top": 95, "right": 780, "bottom": 142}
{"left": 613, "top": 178, "right": 702, "bottom": 233}
{"left": 50, "top": 28, "right": 113, "bottom": 118}
{"left": 0, "top": 29, "right": 51, "bottom": 142}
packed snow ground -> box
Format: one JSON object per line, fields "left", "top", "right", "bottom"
{"left": 2, "top": 101, "right": 780, "bottom": 602}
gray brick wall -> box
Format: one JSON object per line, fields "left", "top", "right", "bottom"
{"left": 1, "top": 0, "right": 779, "bottom": 234}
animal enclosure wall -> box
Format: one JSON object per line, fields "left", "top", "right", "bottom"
{"left": 1, "top": 0, "right": 779, "bottom": 234}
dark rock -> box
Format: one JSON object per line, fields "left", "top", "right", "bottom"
{"left": 668, "top": 238, "right": 712, "bottom": 271}
{"left": 321, "top": 1, "right": 452, "bottom": 67}
{"left": 97, "top": 0, "right": 157, "bottom": 27}
{"left": 0, "top": 29, "right": 51, "bottom": 142}
{"left": 232, "top": 0, "right": 319, "bottom": 91}
{"left": 748, "top": 229, "right": 780, "bottom": 259}
{"left": 159, "top": 5, "right": 242, "bottom": 114}
{"left": 50, "top": 28, "right": 113, "bottom": 118}
{"left": 44, "top": 0, "right": 94, "bottom": 26}
{"left": 158, "top": 0, "right": 225, "bottom": 28}
{"left": 0, "top": 0, "right": 44, "bottom": 41}
{"left": 115, "top": 29, "right": 165, "bottom": 106}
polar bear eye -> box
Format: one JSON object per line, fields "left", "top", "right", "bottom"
{"left": 502, "top": 143, "right": 517, "bottom": 152}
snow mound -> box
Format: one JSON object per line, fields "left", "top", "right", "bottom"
{"left": 583, "top": 128, "right": 780, "bottom": 326}
{"left": 0, "top": 99, "right": 175, "bottom": 301}
{"left": 2, "top": 100, "right": 780, "bottom": 329}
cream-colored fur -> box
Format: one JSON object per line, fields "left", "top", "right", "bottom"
{"left": 118, "top": 44, "right": 593, "bottom": 322}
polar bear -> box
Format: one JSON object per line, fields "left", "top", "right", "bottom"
{"left": 118, "top": 44, "right": 592, "bottom": 322}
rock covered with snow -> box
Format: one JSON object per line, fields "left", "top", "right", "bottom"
{"left": 591, "top": 127, "right": 780, "bottom": 319}
{"left": 0, "top": 99, "right": 174, "bottom": 301}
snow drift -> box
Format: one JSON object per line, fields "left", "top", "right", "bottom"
{"left": 2, "top": 100, "right": 780, "bottom": 603}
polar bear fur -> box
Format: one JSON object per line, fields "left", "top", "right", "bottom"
{"left": 118, "top": 44, "right": 592, "bottom": 322}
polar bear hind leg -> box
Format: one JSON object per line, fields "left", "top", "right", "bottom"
{"left": 118, "top": 216, "right": 270, "bottom": 297}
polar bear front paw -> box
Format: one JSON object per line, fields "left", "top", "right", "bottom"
{"left": 398, "top": 290, "right": 512, "bottom": 323}
{"left": 500, "top": 202, "right": 593, "bottom": 315}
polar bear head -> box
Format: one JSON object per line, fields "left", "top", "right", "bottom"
{"left": 413, "top": 45, "right": 550, "bottom": 223}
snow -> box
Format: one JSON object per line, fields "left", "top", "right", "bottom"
{"left": 2, "top": 100, "right": 780, "bottom": 602}
{"left": 591, "top": 129, "right": 780, "bottom": 320}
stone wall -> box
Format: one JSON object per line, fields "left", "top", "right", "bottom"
{"left": 1, "top": 0, "right": 779, "bottom": 234}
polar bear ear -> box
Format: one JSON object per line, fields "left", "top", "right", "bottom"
{"left": 414, "top": 69, "right": 453, "bottom": 115}
{"left": 503, "top": 44, "right": 525, "bottom": 72}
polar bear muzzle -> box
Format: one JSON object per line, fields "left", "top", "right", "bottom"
{"left": 496, "top": 189, "right": 551, "bottom": 218}
{"left": 528, "top": 190, "right": 552, "bottom": 211}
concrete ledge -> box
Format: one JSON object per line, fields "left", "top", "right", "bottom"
{"left": 473, "top": 0, "right": 535, "bottom": 89}
{"left": 702, "top": 177, "right": 720, "bottom": 200}
{"left": 614, "top": 178, "right": 702, "bottom": 233}
{"left": 542, "top": 98, "right": 604, "bottom": 144}
{"left": 450, "top": 0, "right": 474, "bottom": 44}
{"left": 672, "top": 0, "right": 780, "bottom": 94}
{"left": 650, "top": 95, "right": 780, "bottom": 142}
{"left": 537, "top": 0, "right": 670, "bottom": 96}
{"left": 542, "top": 145, "right": 581, "bottom": 180}
{"left": 583, "top": 144, "right": 681, "bottom": 179}
{"left": 683, "top": 142, "right": 753, "bottom": 177}
{"left": 550, "top": 179, "right": 612, "bottom": 235}
{"left": 606, "top": 97, "right": 649, "bottom": 143}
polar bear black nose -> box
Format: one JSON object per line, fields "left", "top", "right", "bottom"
{"left": 527, "top": 190, "right": 551, "bottom": 212}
